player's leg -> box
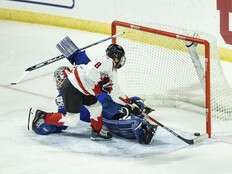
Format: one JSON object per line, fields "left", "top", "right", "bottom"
{"left": 103, "top": 115, "right": 157, "bottom": 144}
{"left": 56, "top": 78, "right": 112, "bottom": 140}
{"left": 31, "top": 109, "right": 67, "bottom": 135}
{"left": 30, "top": 109, "right": 84, "bottom": 135}
{"left": 54, "top": 66, "right": 91, "bottom": 122}
{"left": 31, "top": 65, "right": 92, "bottom": 135}
{"left": 57, "top": 78, "right": 92, "bottom": 125}
{"left": 84, "top": 99, "right": 112, "bottom": 140}
{"left": 31, "top": 78, "right": 82, "bottom": 135}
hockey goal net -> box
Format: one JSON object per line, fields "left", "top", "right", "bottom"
{"left": 111, "top": 20, "right": 232, "bottom": 138}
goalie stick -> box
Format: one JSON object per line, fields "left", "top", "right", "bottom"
{"left": 11, "top": 32, "right": 125, "bottom": 85}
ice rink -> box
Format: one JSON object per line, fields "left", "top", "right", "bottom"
{"left": 0, "top": 21, "right": 232, "bottom": 174}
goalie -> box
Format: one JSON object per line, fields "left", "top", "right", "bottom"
{"left": 101, "top": 95, "right": 158, "bottom": 144}
{"left": 29, "top": 36, "right": 157, "bottom": 144}
{"left": 31, "top": 92, "right": 157, "bottom": 144}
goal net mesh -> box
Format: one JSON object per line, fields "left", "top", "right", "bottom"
{"left": 112, "top": 21, "right": 232, "bottom": 132}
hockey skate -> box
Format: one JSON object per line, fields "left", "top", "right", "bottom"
{"left": 90, "top": 127, "right": 113, "bottom": 141}
{"left": 28, "top": 108, "right": 47, "bottom": 132}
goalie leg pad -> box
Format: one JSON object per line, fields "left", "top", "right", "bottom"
{"left": 103, "top": 116, "right": 143, "bottom": 139}
{"left": 103, "top": 116, "right": 157, "bottom": 144}
{"left": 34, "top": 123, "right": 67, "bottom": 135}
{"left": 134, "top": 119, "right": 158, "bottom": 144}
{"left": 100, "top": 94, "right": 126, "bottom": 120}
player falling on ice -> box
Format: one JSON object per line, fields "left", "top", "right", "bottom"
{"left": 29, "top": 36, "right": 158, "bottom": 144}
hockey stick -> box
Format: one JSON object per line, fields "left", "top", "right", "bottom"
{"left": 118, "top": 97, "right": 206, "bottom": 145}
{"left": 11, "top": 32, "right": 125, "bottom": 85}
{"left": 143, "top": 112, "right": 207, "bottom": 145}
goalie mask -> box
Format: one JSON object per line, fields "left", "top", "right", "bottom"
{"left": 106, "top": 44, "right": 126, "bottom": 69}
{"left": 54, "top": 66, "right": 70, "bottom": 89}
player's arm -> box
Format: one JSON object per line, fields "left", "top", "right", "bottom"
{"left": 119, "top": 96, "right": 154, "bottom": 115}
{"left": 92, "top": 75, "right": 113, "bottom": 96}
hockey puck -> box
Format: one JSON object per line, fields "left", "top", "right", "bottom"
{"left": 11, "top": 83, "right": 17, "bottom": 85}
{"left": 194, "top": 132, "right": 201, "bottom": 136}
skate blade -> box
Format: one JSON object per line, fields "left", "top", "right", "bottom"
{"left": 90, "top": 136, "right": 112, "bottom": 141}
{"left": 27, "top": 107, "right": 36, "bottom": 130}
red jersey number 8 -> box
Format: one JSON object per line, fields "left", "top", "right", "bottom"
{"left": 94, "top": 62, "right": 102, "bottom": 69}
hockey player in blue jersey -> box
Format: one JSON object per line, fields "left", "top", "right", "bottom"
{"left": 101, "top": 95, "right": 157, "bottom": 144}
{"left": 30, "top": 36, "right": 157, "bottom": 144}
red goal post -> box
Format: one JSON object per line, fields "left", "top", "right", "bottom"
{"left": 111, "top": 20, "right": 211, "bottom": 137}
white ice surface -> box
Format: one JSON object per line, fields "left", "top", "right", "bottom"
{"left": 0, "top": 21, "right": 232, "bottom": 174}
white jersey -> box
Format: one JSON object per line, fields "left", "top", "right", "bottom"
{"left": 67, "top": 56, "right": 115, "bottom": 96}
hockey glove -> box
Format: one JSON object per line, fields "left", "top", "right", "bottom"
{"left": 71, "top": 50, "right": 90, "bottom": 65}
{"left": 120, "top": 96, "right": 144, "bottom": 116}
{"left": 93, "top": 75, "right": 113, "bottom": 96}
{"left": 130, "top": 96, "right": 145, "bottom": 110}
{"left": 126, "top": 104, "right": 142, "bottom": 116}
{"left": 112, "top": 106, "right": 130, "bottom": 120}
{"left": 130, "top": 97, "right": 155, "bottom": 115}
